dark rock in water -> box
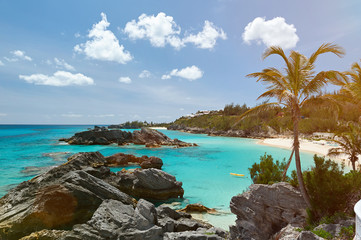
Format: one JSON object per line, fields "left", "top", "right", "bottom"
{"left": 108, "top": 168, "right": 184, "bottom": 200}
{"left": 63, "top": 199, "right": 163, "bottom": 240}
{"left": 105, "top": 152, "right": 163, "bottom": 169}
{"left": 229, "top": 182, "right": 307, "bottom": 240}
{"left": 60, "top": 127, "right": 195, "bottom": 147}
{"left": 0, "top": 152, "right": 133, "bottom": 240}
{"left": 178, "top": 203, "right": 216, "bottom": 214}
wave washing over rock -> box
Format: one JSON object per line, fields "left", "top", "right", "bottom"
{"left": 0, "top": 151, "right": 227, "bottom": 240}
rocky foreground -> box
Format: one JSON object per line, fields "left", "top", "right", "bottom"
{"left": 60, "top": 127, "right": 197, "bottom": 148}
{"left": 230, "top": 182, "right": 355, "bottom": 240}
{"left": 0, "top": 152, "right": 227, "bottom": 240}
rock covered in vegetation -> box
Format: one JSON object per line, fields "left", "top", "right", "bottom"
{"left": 107, "top": 168, "right": 184, "bottom": 200}
{"left": 168, "top": 124, "right": 278, "bottom": 139}
{"left": 60, "top": 127, "right": 196, "bottom": 147}
{"left": 229, "top": 182, "right": 307, "bottom": 240}
{"left": 105, "top": 152, "right": 163, "bottom": 169}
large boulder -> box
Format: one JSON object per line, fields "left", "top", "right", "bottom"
{"left": 63, "top": 199, "right": 163, "bottom": 240}
{"left": 132, "top": 128, "right": 195, "bottom": 147}
{"left": 107, "top": 168, "right": 184, "bottom": 200}
{"left": 230, "top": 182, "right": 307, "bottom": 240}
{"left": 0, "top": 152, "right": 133, "bottom": 240}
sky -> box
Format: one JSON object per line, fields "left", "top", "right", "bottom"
{"left": 0, "top": 0, "right": 361, "bottom": 124}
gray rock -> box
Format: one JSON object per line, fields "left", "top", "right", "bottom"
{"left": 273, "top": 224, "right": 301, "bottom": 240}
{"left": 230, "top": 182, "right": 307, "bottom": 240}
{"left": 63, "top": 199, "right": 163, "bottom": 240}
{"left": 164, "top": 228, "right": 226, "bottom": 240}
{"left": 0, "top": 152, "right": 133, "bottom": 240}
{"left": 296, "top": 231, "right": 324, "bottom": 240}
{"left": 109, "top": 168, "right": 184, "bottom": 200}
{"left": 313, "top": 218, "right": 354, "bottom": 238}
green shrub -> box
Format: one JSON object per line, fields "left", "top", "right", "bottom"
{"left": 311, "top": 228, "right": 333, "bottom": 239}
{"left": 248, "top": 153, "right": 289, "bottom": 184}
{"left": 339, "top": 225, "right": 355, "bottom": 240}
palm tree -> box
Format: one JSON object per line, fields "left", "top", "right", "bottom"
{"left": 328, "top": 122, "right": 361, "bottom": 171}
{"left": 243, "top": 43, "right": 345, "bottom": 209}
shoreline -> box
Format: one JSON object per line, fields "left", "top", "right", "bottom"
{"left": 257, "top": 137, "right": 356, "bottom": 169}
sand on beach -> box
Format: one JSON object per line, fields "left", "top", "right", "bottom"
{"left": 149, "top": 127, "right": 167, "bottom": 130}
{"left": 257, "top": 137, "right": 359, "bottom": 169}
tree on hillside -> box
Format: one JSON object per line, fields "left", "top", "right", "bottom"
{"left": 243, "top": 43, "right": 345, "bottom": 209}
{"left": 328, "top": 122, "right": 361, "bottom": 171}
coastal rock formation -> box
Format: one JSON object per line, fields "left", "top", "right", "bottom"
{"left": 107, "top": 168, "right": 184, "bottom": 200}
{"left": 168, "top": 124, "right": 277, "bottom": 139}
{"left": 105, "top": 152, "right": 163, "bottom": 169}
{"left": 60, "top": 127, "right": 195, "bottom": 147}
{"left": 229, "top": 182, "right": 307, "bottom": 240}
{"left": 0, "top": 152, "right": 133, "bottom": 240}
{"left": 0, "top": 151, "right": 225, "bottom": 240}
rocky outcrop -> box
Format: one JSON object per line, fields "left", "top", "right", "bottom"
{"left": 105, "top": 152, "right": 163, "bottom": 169}
{"left": 0, "top": 152, "right": 133, "bottom": 240}
{"left": 229, "top": 182, "right": 307, "bottom": 240}
{"left": 0, "top": 151, "right": 224, "bottom": 240}
{"left": 168, "top": 124, "right": 278, "bottom": 139}
{"left": 107, "top": 168, "right": 184, "bottom": 200}
{"left": 60, "top": 127, "right": 195, "bottom": 147}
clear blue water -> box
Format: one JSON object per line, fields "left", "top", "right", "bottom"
{"left": 0, "top": 125, "right": 317, "bottom": 229}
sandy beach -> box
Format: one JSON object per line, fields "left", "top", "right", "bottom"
{"left": 257, "top": 137, "right": 357, "bottom": 169}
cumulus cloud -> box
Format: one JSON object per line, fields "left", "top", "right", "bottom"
{"left": 139, "top": 70, "right": 151, "bottom": 79}
{"left": 119, "top": 76, "right": 132, "bottom": 84}
{"left": 74, "top": 13, "right": 132, "bottom": 64}
{"left": 5, "top": 50, "right": 32, "bottom": 62}
{"left": 51, "top": 58, "right": 76, "bottom": 71}
{"left": 184, "top": 21, "right": 227, "bottom": 49}
{"left": 124, "top": 12, "right": 226, "bottom": 50}
{"left": 162, "top": 65, "right": 203, "bottom": 81}
{"left": 0, "top": 60, "right": 4, "bottom": 66}
{"left": 61, "top": 113, "right": 83, "bottom": 118}
{"left": 124, "top": 12, "right": 184, "bottom": 49}
{"left": 19, "top": 71, "right": 94, "bottom": 86}
{"left": 242, "top": 17, "right": 299, "bottom": 49}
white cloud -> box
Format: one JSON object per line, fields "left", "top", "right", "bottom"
{"left": 139, "top": 70, "right": 151, "bottom": 78}
{"left": 5, "top": 50, "right": 32, "bottom": 62}
{"left": 124, "top": 12, "right": 226, "bottom": 50}
{"left": 0, "top": 113, "right": 7, "bottom": 117}
{"left": 161, "top": 74, "right": 171, "bottom": 80}
{"left": 74, "top": 32, "right": 81, "bottom": 38}
{"left": 242, "top": 17, "right": 299, "bottom": 49}
{"left": 19, "top": 71, "right": 94, "bottom": 86}
{"left": 124, "top": 12, "right": 184, "bottom": 49}
{"left": 74, "top": 13, "right": 132, "bottom": 64}
{"left": 91, "top": 114, "right": 115, "bottom": 118}
{"left": 0, "top": 60, "right": 4, "bottom": 66}
{"left": 183, "top": 21, "right": 227, "bottom": 49}
{"left": 61, "top": 113, "right": 83, "bottom": 118}
{"left": 162, "top": 65, "right": 203, "bottom": 81}
{"left": 119, "top": 76, "right": 132, "bottom": 84}
{"left": 54, "top": 58, "right": 76, "bottom": 71}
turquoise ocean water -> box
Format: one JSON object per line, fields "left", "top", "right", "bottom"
{"left": 0, "top": 125, "right": 317, "bottom": 229}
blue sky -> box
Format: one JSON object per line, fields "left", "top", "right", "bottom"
{"left": 1, "top": 0, "right": 361, "bottom": 124}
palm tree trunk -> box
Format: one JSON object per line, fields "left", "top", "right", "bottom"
{"left": 282, "top": 149, "right": 294, "bottom": 181}
{"left": 293, "top": 110, "right": 312, "bottom": 209}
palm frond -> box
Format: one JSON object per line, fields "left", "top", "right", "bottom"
{"left": 308, "top": 43, "right": 345, "bottom": 65}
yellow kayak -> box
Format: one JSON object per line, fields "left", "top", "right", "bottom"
{"left": 230, "top": 173, "right": 244, "bottom": 177}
